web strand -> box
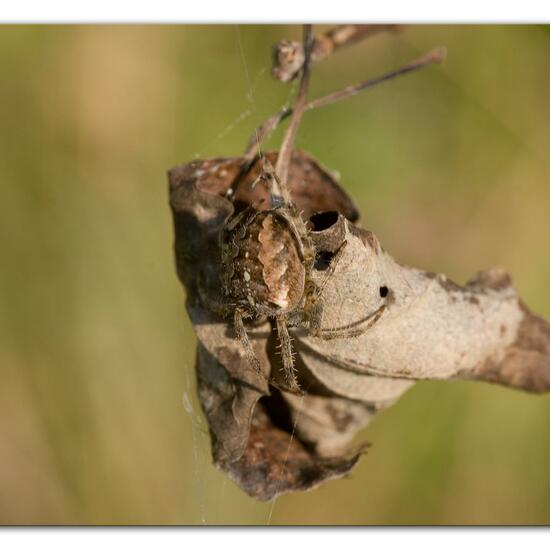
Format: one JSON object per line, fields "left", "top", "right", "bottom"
{"left": 183, "top": 364, "right": 208, "bottom": 524}
{"left": 235, "top": 25, "right": 262, "bottom": 158}
{"left": 266, "top": 392, "right": 306, "bottom": 525}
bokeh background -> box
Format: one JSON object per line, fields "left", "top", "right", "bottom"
{"left": 1, "top": 24, "right": 550, "bottom": 525}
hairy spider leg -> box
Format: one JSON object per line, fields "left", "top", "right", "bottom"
{"left": 305, "top": 240, "right": 348, "bottom": 335}
{"left": 313, "top": 302, "right": 387, "bottom": 340}
{"left": 223, "top": 197, "right": 265, "bottom": 235}
{"left": 314, "top": 241, "right": 349, "bottom": 296}
{"left": 234, "top": 307, "right": 304, "bottom": 395}
{"left": 275, "top": 316, "right": 302, "bottom": 394}
{"left": 197, "top": 271, "right": 231, "bottom": 318}
{"left": 304, "top": 240, "right": 388, "bottom": 339}
{"left": 234, "top": 307, "right": 264, "bottom": 377}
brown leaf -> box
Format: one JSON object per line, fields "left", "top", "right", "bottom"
{"left": 169, "top": 149, "right": 550, "bottom": 500}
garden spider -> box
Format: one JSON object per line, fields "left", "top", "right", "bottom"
{"left": 200, "top": 158, "right": 387, "bottom": 394}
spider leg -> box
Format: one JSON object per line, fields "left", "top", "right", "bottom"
{"left": 314, "top": 240, "right": 348, "bottom": 298}
{"left": 224, "top": 204, "right": 256, "bottom": 233}
{"left": 313, "top": 303, "right": 387, "bottom": 340}
{"left": 268, "top": 378, "right": 305, "bottom": 396}
{"left": 235, "top": 308, "right": 303, "bottom": 395}
{"left": 234, "top": 307, "right": 264, "bottom": 377}
{"left": 276, "top": 208, "right": 315, "bottom": 267}
{"left": 305, "top": 240, "right": 348, "bottom": 335}
{"left": 304, "top": 296, "right": 324, "bottom": 336}
{"left": 197, "top": 272, "right": 231, "bottom": 318}
{"left": 275, "top": 316, "right": 302, "bottom": 394}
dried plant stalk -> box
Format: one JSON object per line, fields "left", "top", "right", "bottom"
{"left": 246, "top": 47, "right": 445, "bottom": 160}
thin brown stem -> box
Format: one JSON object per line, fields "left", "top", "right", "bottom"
{"left": 245, "top": 47, "right": 446, "bottom": 159}
{"left": 274, "top": 25, "right": 313, "bottom": 184}
{"left": 244, "top": 109, "right": 290, "bottom": 161}
{"left": 316, "top": 24, "right": 402, "bottom": 59}
{"left": 306, "top": 47, "right": 446, "bottom": 111}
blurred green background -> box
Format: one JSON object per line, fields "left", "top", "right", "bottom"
{"left": 1, "top": 24, "right": 550, "bottom": 525}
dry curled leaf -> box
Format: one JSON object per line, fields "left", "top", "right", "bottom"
{"left": 169, "top": 148, "right": 550, "bottom": 500}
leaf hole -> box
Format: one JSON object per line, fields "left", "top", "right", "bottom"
{"left": 310, "top": 211, "right": 339, "bottom": 231}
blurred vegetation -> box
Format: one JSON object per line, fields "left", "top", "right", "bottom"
{"left": 1, "top": 25, "right": 549, "bottom": 525}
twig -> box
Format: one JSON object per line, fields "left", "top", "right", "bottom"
{"left": 307, "top": 47, "right": 445, "bottom": 111}
{"left": 246, "top": 47, "right": 446, "bottom": 159}
{"left": 274, "top": 25, "right": 314, "bottom": 185}
{"left": 244, "top": 110, "right": 290, "bottom": 161}
{"left": 272, "top": 24, "right": 403, "bottom": 82}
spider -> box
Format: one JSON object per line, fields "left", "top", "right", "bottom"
{"left": 200, "top": 158, "right": 387, "bottom": 394}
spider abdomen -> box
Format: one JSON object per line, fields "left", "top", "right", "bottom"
{"left": 226, "top": 211, "right": 305, "bottom": 314}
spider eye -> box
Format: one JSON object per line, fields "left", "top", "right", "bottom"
{"left": 379, "top": 286, "right": 389, "bottom": 298}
